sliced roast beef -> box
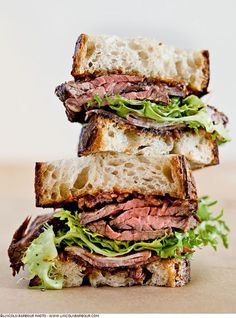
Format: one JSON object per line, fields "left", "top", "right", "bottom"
{"left": 8, "top": 213, "right": 53, "bottom": 275}
{"left": 65, "top": 246, "right": 152, "bottom": 268}
{"left": 80, "top": 198, "right": 148, "bottom": 225}
{"left": 56, "top": 74, "right": 228, "bottom": 129}
{"left": 86, "top": 211, "right": 197, "bottom": 241}
{"left": 110, "top": 213, "right": 197, "bottom": 232}
{"left": 80, "top": 196, "right": 198, "bottom": 241}
{"left": 87, "top": 220, "right": 169, "bottom": 241}
{"left": 78, "top": 192, "right": 131, "bottom": 209}
{"left": 55, "top": 74, "right": 188, "bottom": 122}
{"left": 80, "top": 198, "right": 197, "bottom": 225}
{"left": 78, "top": 192, "right": 198, "bottom": 212}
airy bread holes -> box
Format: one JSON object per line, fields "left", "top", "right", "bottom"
{"left": 143, "top": 177, "right": 153, "bottom": 182}
{"left": 128, "top": 42, "right": 142, "bottom": 51}
{"left": 51, "top": 192, "right": 57, "bottom": 200}
{"left": 127, "top": 171, "right": 135, "bottom": 176}
{"left": 138, "top": 51, "right": 148, "bottom": 60}
{"left": 162, "top": 165, "right": 174, "bottom": 183}
{"left": 108, "top": 161, "right": 120, "bottom": 166}
{"left": 73, "top": 167, "right": 89, "bottom": 189}
{"left": 138, "top": 156, "right": 150, "bottom": 164}
{"left": 108, "top": 130, "right": 115, "bottom": 138}
{"left": 60, "top": 183, "right": 68, "bottom": 198}
{"left": 137, "top": 166, "right": 145, "bottom": 171}
{"left": 124, "top": 162, "right": 134, "bottom": 168}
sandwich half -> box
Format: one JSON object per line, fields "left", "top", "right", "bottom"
{"left": 55, "top": 34, "right": 229, "bottom": 168}
{"left": 8, "top": 152, "right": 229, "bottom": 289}
{"left": 9, "top": 152, "right": 198, "bottom": 289}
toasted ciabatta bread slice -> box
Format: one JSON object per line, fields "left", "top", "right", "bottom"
{"left": 78, "top": 111, "right": 219, "bottom": 169}
{"left": 35, "top": 152, "right": 197, "bottom": 207}
{"left": 46, "top": 257, "right": 190, "bottom": 288}
{"left": 72, "top": 34, "right": 209, "bottom": 94}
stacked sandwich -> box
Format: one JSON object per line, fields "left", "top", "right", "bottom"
{"left": 8, "top": 34, "right": 229, "bottom": 289}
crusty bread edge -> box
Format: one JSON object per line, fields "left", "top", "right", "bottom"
{"left": 201, "top": 50, "right": 210, "bottom": 95}
{"left": 171, "top": 155, "right": 197, "bottom": 200}
{"left": 71, "top": 33, "right": 88, "bottom": 78}
{"left": 35, "top": 163, "right": 74, "bottom": 208}
{"left": 35, "top": 162, "right": 44, "bottom": 207}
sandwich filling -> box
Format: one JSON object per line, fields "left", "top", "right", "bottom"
{"left": 8, "top": 197, "right": 229, "bottom": 289}
{"left": 56, "top": 74, "right": 229, "bottom": 143}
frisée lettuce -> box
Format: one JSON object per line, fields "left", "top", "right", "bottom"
{"left": 23, "top": 197, "right": 229, "bottom": 289}
{"left": 88, "top": 94, "right": 229, "bottom": 143}
{"left": 22, "top": 224, "right": 63, "bottom": 289}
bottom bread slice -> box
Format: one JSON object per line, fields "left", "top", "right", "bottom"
{"left": 31, "top": 257, "right": 190, "bottom": 288}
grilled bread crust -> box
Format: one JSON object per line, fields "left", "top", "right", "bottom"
{"left": 78, "top": 112, "right": 219, "bottom": 169}
{"left": 35, "top": 152, "right": 197, "bottom": 207}
{"left": 72, "top": 34, "right": 209, "bottom": 94}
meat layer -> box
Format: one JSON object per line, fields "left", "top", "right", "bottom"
{"left": 65, "top": 246, "right": 154, "bottom": 268}
{"left": 55, "top": 74, "right": 228, "bottom": 127}
{"left": 55, "top": 74, "right": 187, "bottom": 122}
{"left": 8, "top": 197, "right": 198, "bottom": 275}
{"left": 81, "top": 197, "right": 198, "bottom": 241}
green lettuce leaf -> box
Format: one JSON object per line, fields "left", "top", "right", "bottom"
{"left": 88, "top": 94, "right": 230, "bottom": 143}
{"left": 22, "top": 225, "right": 63, "bottom": 289}
{"left": 23, "top": 197, "right": 229, "bottom": 289}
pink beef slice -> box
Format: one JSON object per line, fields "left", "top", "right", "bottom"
{"left": 55, "top": 74, "right": 187, "bottom": 122}
{"left": 80, "top": 198, "right": 197, "bottom": 225}
{"left": 81, "top": 197, "right": 198, "bottom": 241}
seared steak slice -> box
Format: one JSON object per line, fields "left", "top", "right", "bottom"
{"left": 87, "top": 220, "right": 168, "bottom": 241}
{"left": 65, "top": 246, "right": 153, "bottom": 268}
{"left": 110, "top": 213, "right": 197, "bottom": 232}
{"left": 78, "top": 192, "right": 131, "bottom": 209}
{"left": 83, "top": 197, "right": 198, "bottom": 241}
{"left": 80, "top": 198, "right": 197, "bottom": 225}
{"left": 55, "top": 74, "right": 188, "bottom": 122}
{"left": 87, "top": 211, "right": 197, "bottom": 241}
{"left": 78, "top": 193, "right": 197, "bottom": 212}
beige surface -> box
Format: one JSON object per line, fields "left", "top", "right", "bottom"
{"left": 0, "top": 163, "right": 236, "bottom": 313}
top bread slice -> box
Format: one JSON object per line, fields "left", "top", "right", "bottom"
{"left": 72, "top": 34, "right": 209, "bottom": 94}
{"left": 35, "top": 152, "right": 197, "bottom": 207}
